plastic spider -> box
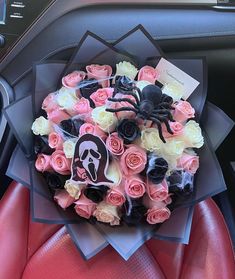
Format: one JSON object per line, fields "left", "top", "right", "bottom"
{"left": 106, "top": 76, "right": 175, "bottom": 143}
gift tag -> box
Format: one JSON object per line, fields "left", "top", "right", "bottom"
{"left": 71, "top": 134, "right": 113, "bottom": 185}
{"left": 156, "top": 58, "right": 200, "bottom": 100}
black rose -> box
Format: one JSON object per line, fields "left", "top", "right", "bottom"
{"left": 122, "top": 197, "right": 147, "bottom": 226}
{"left": 115, "top": 76, "right": 134, "bottom": 92}
{"left": 80, "top": 78, "right": 102, "bottom": 107}
{"left": 147, "top": 156, "right": 168, "bottom": 184}
{"left": 117, "top": 119, "right": 140, "bottom": 144}
{"left": 44, "top": 172, "right": 70, "bottom": 193}
{"left": 167, "top": 170, "right": 194, "bottom": 197}
{"left": 60, "top": 118, "right": 84, "bottom": 137}
{"left": 84, "top": 184, "right": 109, "bottom": 203}
{"left": 34, "top": 136, "right": 54, "bottom": 155}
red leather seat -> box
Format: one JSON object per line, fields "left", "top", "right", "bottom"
{"left": 0, "top": 182, "right": 234, "bottom": 279}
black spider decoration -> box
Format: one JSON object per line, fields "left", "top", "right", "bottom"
{"left": 106, "top": 76, "right": 175, "bottom": 143}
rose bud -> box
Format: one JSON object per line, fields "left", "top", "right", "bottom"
{"left": 54, "top": 190, "right": 75, "bottom": 209}
{"left": 122, "top": 197, "right": 147, "bottom": 225}
{"left": 109, "top": 93, "right": 137, "bottom": 120}
{"left": 146, "top": 179, "right": 169, "bottom": 202}
{"left": 34, "top": 135, "right": 54, "bottom": 155}
{"left": 84, "top": 184, "right": 109, "bottom": 203}
{"left": 162, "top": 121, "right": 184, "bottom": 139}
{"left": 106, "top": 132, "right": 124, "bottom": 156}
{"left": 125, "top": 176, "right": 146, "bottom": 199}
{"left": 106, "top": 183, "right": 126, "bottom": 207}
{"left": 120, "top": 145, "right": 147, "bottom": 176}
{"left": 117, "top": 119, "right": 140, "bottom": 144}
{"left": 93, "top": 201, "right": 120, "bottom": 226}
{"left": 42, "top": 93, "right": 59, "bottom": 113}
{"left": 79, "top": 123, "right": 107, "bottom": 141}
{"left": 62, "top": 71, "right": 86, "bottom": 89}
{"left": 50, "top": 150, "right": 71, "bottom": 175}
{"left": 138, "top": 65, "right": 159, "bottom": 84}
{"left": 35, "top": 154, "right": 53, "bottom": 173}
{"left": 43, "top": 172, "right": 69, "bottom": 196}
{"left": 79, "top": 79, "right": 102, "bottom": 103}
{"left": 147, "top": 156, "right": 168, "bottom": 184}
{"left": 143, "top": 196, "right": 171, "bottom": 224}
{"left": 146, "top": 205, "right": 171, "bottom": 225}
{"left": 47, "top": 109, "right": 70, "bottom": 125}
{"left": 60, "top": 118, "right": 84, "bottom": 137}
{"left": 173, "top": 101, "right": 195, "bottom": 123}
{"left": 86, "top": 64, "right": 112, "bottom": 88}
{"left": 167, "top": 170, "right": 194, "bottom": 197}
{"left": 74, "top": 193, "right": 97, "bottom": 219}
{"left": 48, "top": 132, "right": 64, "bottom": 150}
{"left": 71, "top": 97, "right": 92, "bottom": 119}
{"left": 90, "top": 87, "right": 114, "bottom": 107}
{"left": 177, "top": 153, "right": 199, "bottom": 174}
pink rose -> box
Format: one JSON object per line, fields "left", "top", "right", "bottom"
{"left": 48, "top": 132, "right": 63, "bottom": 150}
{"left": 138, "top": 66, "right": 159, "bottom": 84}
{"left": 146, "top": 206, "right": 171, "bottom": 224}
{"left": 35, "top": 154, "right": 52, "bottom": 172}
{"left": 47, "top": 109, "right": 70, "bottom": 124}
{"left": 72, "top": 97, "right": 92, "bottom": 116}
{"left": 74, "top": 194, "right": 96, "bottom": 219}
{"left": 173, "top": 101, "right": 195, "bottom": 123}
{"left": 162, "top": 121, "right": 184, "bottom": 138}
{"left": 164, "top": 195, "right": 173, "bottom": 205}
{"left": 86, "top": 64, "right": 112, "bottom": 88}
{"left": 93, "top": 202, "right": 120, "bottom": 226}
{"left": 125, "top": 176, "right": 146, "bottom": 198}
{"left": 109, "top": 93, "right": 136, "bottom": 120}
{"left": 50, "top": 150, "right": 71, "bottom": 175}
{"left": 146, "top": 179, "right": 169, "bottom": 202}
{"left": 120, "top": 145, "right": 147, "bottom": 176}
{"left": 90, "top": 87, "right": 114, "bottom": 107}
{"left": 42, "top": 93, "right": 59, "bottom": 113}
{"left": 106, "top": 132, "right": 124, "bottom": 156}
{"left": 177, "top": 153, "right": 199, "bottom": 174}
{"left": 54, "top": 190, "right": 75, "bottom": 209}
{"left": 106, "top": 184, "right": 126, "bottom": 206}
{"left": 62, "top": 71, "right": 86, "bottom": 88}
{"left": 79, "top": 123, "right": 107, "bottom": 141}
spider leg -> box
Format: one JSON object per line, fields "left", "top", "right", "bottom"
{"left": 149, "top": 117, "right": 166, "bottom": 143}
{"left": 106, "top": 107, "right": 138, "bottom": 114}
{"left": 108, "top": 97, "right": 138, "bottom": 109}
{"left": 152, "top": 109, "right": 175, "bottom": 121}
{"left": 118, "top": 90, "right": 140, "bottom": 105}
{"left": 152, "top": 114, "right": 174, "bottom": 135}
{"left": 158, "top": 102, "right": 175, "bottom": 110}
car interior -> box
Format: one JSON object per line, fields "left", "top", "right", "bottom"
{"left": 0, "top": 1, "right": 235, "bottom": 278}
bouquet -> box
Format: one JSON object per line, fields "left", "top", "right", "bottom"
{"left": 4, "top": 25, "right": 234, "bottom": 260}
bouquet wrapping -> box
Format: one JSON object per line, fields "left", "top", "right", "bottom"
{"left": 4, "top": 25, "right": 234, "bottom": 260}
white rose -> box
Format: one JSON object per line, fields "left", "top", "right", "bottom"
{"left": 56, "top": 87, "right": 78, "bottom": 111}
{"left": 162, "top": 83, "right": 183, "bottom": 102}
{"left": 106, "top": 161, "right": 122, "bottom": 187}
{"left": 141, "top": 128, "right": 163, "bottom": 152}
{"left": 63, "top": 139, "right": 76, "bottom": 158}
{"left": 116, "top": 61, "right": 138, "bottom": 80}
{"left": 31, "top": 116, "right": 52, "bottom": 136}
{"left": 162, "top": 138, "right": 185, "bottom": 158}
{"left": 93, "top": 201, "right": 120, "bottom": 226}
{"left": 92, "top": 106, "right": 117, "bottom": 133}
{"left": 182, "top": 120, "right": 204, "bottom": 148}
{"left": 64, "top": 180, "right": 83, "bottom": 199}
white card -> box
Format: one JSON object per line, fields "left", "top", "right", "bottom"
{"left": 156, "top": 58, "right": 200, "bottom": 100}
